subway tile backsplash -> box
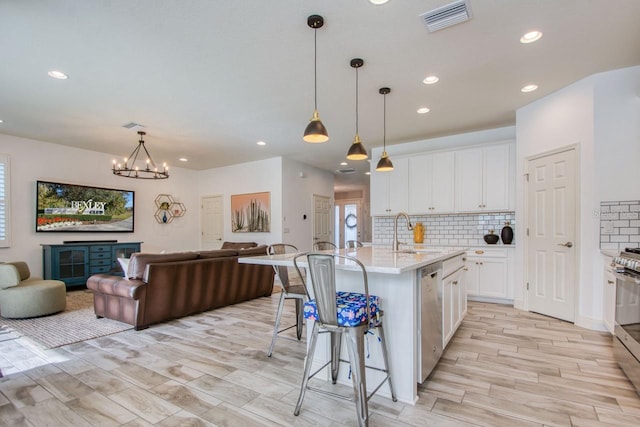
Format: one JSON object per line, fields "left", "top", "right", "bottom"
{"left": 373, "top": 212, "right": 515, "bottom": 247}
{"left": 600, "top": 200, "right": 640, "bottom": 251}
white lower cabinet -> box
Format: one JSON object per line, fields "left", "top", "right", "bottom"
{"left": 603, "top": 255, "right": 616, "bottom": 333}
{"left": 443, "top": 255, "right": 466, "bottom": 348}
{"left": 464, "top": 247, "right": 514, "bottom": 301}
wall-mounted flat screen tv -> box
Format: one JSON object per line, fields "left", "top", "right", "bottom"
{"left": 36, "top": 180, "right": 134, "bottom": 232}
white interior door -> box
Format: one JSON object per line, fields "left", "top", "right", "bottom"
{"left": 201, "top": 195, "right": 223, "bottom": 250}
{"left": 526, "top": 148, "right": 577, "bottom": 322}
{"left": 313, "top": 194, "right": 332, "bottom": 246}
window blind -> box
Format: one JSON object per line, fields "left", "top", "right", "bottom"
{"left": 0, "top": 154, "right": 10, "bottom": 247}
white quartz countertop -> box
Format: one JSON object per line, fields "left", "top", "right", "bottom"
{"left": 239, "top": 246, "right": 467, "bottom": 275}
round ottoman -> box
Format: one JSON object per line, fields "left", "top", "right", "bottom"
{"left": 0, "top": 280, "right": 67, "bottom": 319}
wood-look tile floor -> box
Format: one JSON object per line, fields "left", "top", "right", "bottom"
{"left": 1, "top": 297, "right": 640, "bottom": 426}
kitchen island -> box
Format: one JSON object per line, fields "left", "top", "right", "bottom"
{"left": 239, "top": 245, "right": 466, "bottom": 404}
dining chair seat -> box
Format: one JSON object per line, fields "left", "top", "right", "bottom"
{"left": 303, "top": 291, "right": 381, "bottom": 327}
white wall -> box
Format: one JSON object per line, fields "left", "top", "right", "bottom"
{"left": 593, "top": 66, "right": 640, "bottom": 201}
{"left": 282, "top": 158, "right": 334, "bottom": 251}
{"left": 197, "top": 157, "right": 283, "bottom": 247}
{"left": 515, "top": 65, "right": 640, "bottom": 329}
{"left": 0, "top": 133, "right": 201, "bottom": 273}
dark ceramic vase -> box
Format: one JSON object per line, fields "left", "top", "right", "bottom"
{"left": 501, "top": 222, "right": 513, "bottom": 245}
{"left": 483, "top": 231, "right": 499, "bottom": 244}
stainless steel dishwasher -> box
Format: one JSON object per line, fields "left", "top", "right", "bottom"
{"left": 418, "top": 261, "right": 443, "bottom": 383}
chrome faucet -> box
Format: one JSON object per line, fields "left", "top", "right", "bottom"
{"left": 393, "top": 212, "right": 413, "bottom": 251}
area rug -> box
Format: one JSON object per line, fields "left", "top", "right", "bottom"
{"left": 0, "top": 290, "right": 132, "bottom": 349}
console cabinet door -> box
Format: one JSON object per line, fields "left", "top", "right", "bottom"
{"left": 51, "top": 246, "right": 89, "bottom": 287}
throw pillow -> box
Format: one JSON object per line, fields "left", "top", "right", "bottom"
{"left": 117, "top": 257, "right": 130, "bottom": 276}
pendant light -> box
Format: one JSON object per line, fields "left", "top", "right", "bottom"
{"left": 303, "top": 14, "right": 329, "bottom": 143}
{"left": 376, "top": 87, "right": 394, "bottom": 171}
{"left": 346, "top": 58, "right": 368, "bottom": 160}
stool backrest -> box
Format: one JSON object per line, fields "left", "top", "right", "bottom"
{"left": 314, "top": 241, "right": 337, "bottom": 251}
{"left": 294, "top": 252, "right": 371, "bottom": 328}
{"left": 345, "top": 240, "right": 363, "bottom": 249}
{"left": 267, "top": 243, "right": 302, "bottom": 294}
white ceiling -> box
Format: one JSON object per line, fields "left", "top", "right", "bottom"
{"left": 2, "top": 1, "right": 640, "bottom": 191}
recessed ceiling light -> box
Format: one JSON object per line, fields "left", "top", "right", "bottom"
{"left": 0, "top": 119, "right": 3, "bottom": 123}
{"left": 179, "top": 158, "right": 188, "bottom": 162}
{"left": 521, "top": 84, "right": 538, "bottom": 93}
{"left": 369, "top": 0, "right": 390, "bottom": 4}
{"left": 256, "top": 140, "right": 266, "bottom": 146}
{"left": 423, "top": 75, "right": 439, "bottom": 85}
{"left": 417, "top": 107, "right": 430, "bottom": 114}
{"left": 365, "top": 171, "right": 371, "bottom": 175}
{"left": 520, "top": 31, "right": 542, "bottom": 44}
{"left": 340, "top": 162, "right": 348, "bottom": 166}
{"left": 48, "top": 70, "right": 68, "bottom": 79}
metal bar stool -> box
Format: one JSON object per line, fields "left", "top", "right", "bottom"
{"left": 266, "top": 244, "right": 307, "bottom": 357}
{"left": 292, "top": 252, "right": 396, "bottom": 426}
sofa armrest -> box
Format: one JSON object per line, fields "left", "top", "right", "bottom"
{"left": 86, "top": 274, "right": 145, "bottom": 300}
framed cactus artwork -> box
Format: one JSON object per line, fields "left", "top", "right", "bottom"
{"left": 230, "top": 192, "right": 270, "bottom": 232}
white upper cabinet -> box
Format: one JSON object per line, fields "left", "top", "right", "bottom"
{"left": 370, "top": 157, "right": 409, "bottom": 216}
{"left": 409, "top": 152, "right": 454, "bottom": 214}
{"left": 455, "top": 143, "right": 512, "bottom": 212}
{"left": 369, "top": 141, "right": 514, "bottom": 216}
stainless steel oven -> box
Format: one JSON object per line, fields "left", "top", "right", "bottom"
{"left": 613, "top": 248, "right": 640, "bottom": 394}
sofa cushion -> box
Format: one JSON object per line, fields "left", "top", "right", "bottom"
{"left": 127, "top": 252, "right": 199, "bottom": 280}
{"left": 117, "top": 257, "right": 131, "bottom": 275}
{"left": 221, "top": 241, "right": 257, "bottom": 250}
{"left": 0, "top": 264, "right": 22, "bottom": 289}
{"left": 197, "top": 249, "right": 238, "bottom": 259}
{"left": 9, "top": 261, "right": 31, "bottom": 281}
{"left": 237, "top": 245, "right": 269, "bottom": 257}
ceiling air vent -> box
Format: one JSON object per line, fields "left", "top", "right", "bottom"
{"left": 122, "top": 122, "right": 145, "bottom": 131}
{"left": 420, "top": 0, "right": 472, "bottom": 33}
{"left": 336, "top": 168, "right": 356, "bottom": 174}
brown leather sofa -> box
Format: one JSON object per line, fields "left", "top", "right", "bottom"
{"left": 86, "top": 244, "right": 273, "bottom": 330}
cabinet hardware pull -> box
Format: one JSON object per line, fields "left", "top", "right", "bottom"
{"left": 463, "top": 267, "right": 468, "bottom": 271}
{"left": 607, "top": 280, "right": 615, "bottom": 284}
{"left": 475, "top": 250, "right": 484, "bottom": 254}
{"left": 452, "top": 281, "right": 458, "bottom": 285}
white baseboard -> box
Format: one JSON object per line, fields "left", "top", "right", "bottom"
{"left": 467, "top": 296, "right": 514, "bottom": 305}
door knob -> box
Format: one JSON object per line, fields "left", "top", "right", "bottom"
{"left": 557, "top": 242, "right": 573, "bottom": 248}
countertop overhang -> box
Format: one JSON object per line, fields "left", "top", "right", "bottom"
{"left": 239, "top": 246, "right": 467, "bottom": 275}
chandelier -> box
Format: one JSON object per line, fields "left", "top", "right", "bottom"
{"left": 112, "top": 131, "right": 169, "bottom": 179}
